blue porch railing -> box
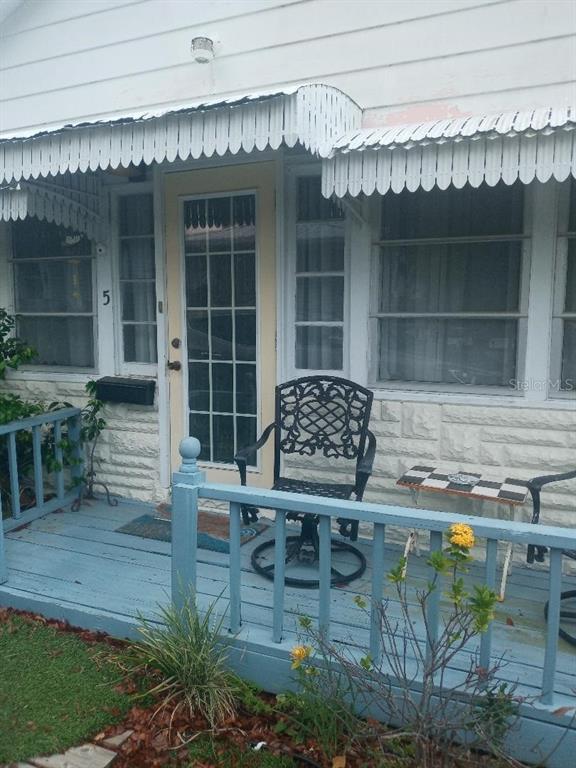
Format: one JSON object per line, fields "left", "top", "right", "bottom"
{"left": 172, "top": 437, "right": 576, "bottom": 710}
{"left": 0, "top": 406, "right": 83, "bottom": 582}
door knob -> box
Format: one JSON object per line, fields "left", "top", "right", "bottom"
{"left": 167, "top": 360, "right": 182, "bottom": 371}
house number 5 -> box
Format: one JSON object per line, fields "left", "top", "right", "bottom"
{"left": 102, "top": 290, "right": 111, "bottom": 306}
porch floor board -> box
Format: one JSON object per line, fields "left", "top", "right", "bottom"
{"left": 1, "top": 499, "right": 575, "bottom": 707}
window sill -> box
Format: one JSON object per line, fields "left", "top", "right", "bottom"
{"left": 372, "top": 388, "right": 576, "bottom": 410}
{"left": 2, "top": 370, "right": 96, "bottom": 384}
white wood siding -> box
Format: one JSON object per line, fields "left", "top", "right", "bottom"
{"left": 1, "top": 0, "right": 574, "bottom": 135}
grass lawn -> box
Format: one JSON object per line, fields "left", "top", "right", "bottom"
{"left": 0, "top": 612, "right": 130, "bottom": 764}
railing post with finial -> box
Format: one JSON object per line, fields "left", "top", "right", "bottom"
{"left": 171, "top": 437, "right": 205, "bottom": 610}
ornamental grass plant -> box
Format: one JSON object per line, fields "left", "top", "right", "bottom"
{"left": 116, "top": 592, "right": 238, "bottom": 729}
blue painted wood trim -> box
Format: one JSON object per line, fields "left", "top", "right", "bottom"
{"left": 370, "top": 523, "right": 386, "bottom": 664}
{"left": 479, "top": 538, "right": 498, "bottom": 671}
{"left": 273, "top": 510, "right": 286, "bottom": 643}
{"left": 0, "top": 495, "right": 6, "bottom": 584}
{"left": 198, "top": 483, "right": 576, "bottom": 551}
{"left": 53, "top": 420, "right": 65, "bottom": 501}
{"left": 7, "top": 432, "right": 20, "bottom": 519}
{"left": 32, "top": 425, "right": 44, "bottom": 513}
{"left": 541, "top": 548, "right": 563, "bottom": 705}
{"left": 171, "top": 484, "right": 198, "bottom": 609}
{"left": 3, "top": 493, "right": 78, "bottom": 532}
{"left": 318, "top": 515, "right": 331, "bottom": 638}
{"left": 426, "top": 530, "right": 443, "bottom": 663}
{"left": 0, "top": 407, "right": 80, "bottom": 436}
{"left": 229, "top": 502, "right": 242, "bottom": 634}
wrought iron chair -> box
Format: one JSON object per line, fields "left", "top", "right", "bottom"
{"left": 526, "top": 468, "right": 576, "bottom": 646}
{"left": 234, "top": 375, "right": 377, "bottom": 588}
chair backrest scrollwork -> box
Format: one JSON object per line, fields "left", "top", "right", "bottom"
{"left": 273, "top": 376, "right": 373, "bottom": 479}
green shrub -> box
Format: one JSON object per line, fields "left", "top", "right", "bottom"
{"left": 118, "top": 593, "right": 238, "bottom": 728}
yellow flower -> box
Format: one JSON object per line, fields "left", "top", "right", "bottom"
{"left": 448, "top": 523, "right": 475, "bottom": 550}
{"left": 290, "top": 644, "right": 312, "bottom": 669}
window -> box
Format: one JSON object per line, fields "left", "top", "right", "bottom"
{"left": 294, "top": 176, "right": 345, "bottom": 370}
{"left": 12, "top": 218, "right": 95, "bottom": 368}
{"left": 552, "top": 180, "right": 576, "bottom": 395}
{"left": 118, "top": 193, "right": 157, "bottom": 364}
{"left": 372, "top": 182, "right": 527, "bottom": 389}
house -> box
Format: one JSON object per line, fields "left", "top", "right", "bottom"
{"left": 1, "top": 4, "right": 576, "bottom": 763}
{"left": 0, "top": 0, "right": 574, "bottom": 522}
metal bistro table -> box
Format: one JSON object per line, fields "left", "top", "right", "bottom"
{"left": 397, "top": 466, "right": 529, "bottom": 600}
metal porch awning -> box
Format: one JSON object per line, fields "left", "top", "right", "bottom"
{"left": 322, "top": 106, "right": 576, "bottom": 197}
{"left": 0, "top": 84, "right": 361, "bottom": 185}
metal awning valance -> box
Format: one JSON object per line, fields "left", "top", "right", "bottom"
{"left": 0, "top": 84, "right": 361, "bottom": 184}
{"left": 322, "top": 106, "right": 576, "bottom": 197}
{"left": 0, "top": 173, "right": 103, "bottom": 239}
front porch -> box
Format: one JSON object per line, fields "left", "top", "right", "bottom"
{"left": 1, "top": 487, "right": 575, "bottom": 766}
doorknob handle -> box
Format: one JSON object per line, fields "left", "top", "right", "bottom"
{"left": 167, "top": 360, "right": 182, "bottom": 371}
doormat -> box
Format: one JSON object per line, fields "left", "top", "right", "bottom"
{"left": 116, "top": 511, "right": 268, "bottom": 554}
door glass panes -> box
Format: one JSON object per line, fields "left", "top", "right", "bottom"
{"left": 295, "top": 176, "right": 345, "bottom": 370}
{"left": 118, "top": 193, "right": 157, "bottom": 363}
{"left": 184, "top": 194, "right": 257, "bottom": 464}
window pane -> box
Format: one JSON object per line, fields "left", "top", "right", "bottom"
{"left": 189, "top": 413, "right": 210, "bottom": 461}
{"left": 187, "top": 311, "right": 209, "bottom": 359}
{"left": 13, "top": 219, "right": 90, "bottom": 259}
{"left": 212, "top": 363, "right": 233, "bottom": 413}
{"left": 212, "top": 414, "right": 234, "bottom": 463}
{"left": 207, "top": 197, "right": 231, "bottom": 253}
{"left": 121, "top": 282, "right": 156, "bottom": 322}
{"left": 235, "top": 310, "right": 256, "bottom": 361}
{"left": 15, "top": 259, "right": 93, "bottom": 313}
{"left": 236, "top": 364, "right": 257, "bottom": 414}
{"left": 189, "top": 362, "right": 210, "bottom": 412}
{"left": 123, "top": 325, "right": 157, "bottom": 363}
{"left": 18, "top": 316, "right": 94, "bottom": 367}
{"left": 119, "top": 194, "right": 154, "bottom": 236}
{"left": 185, "top": 253, "right": 208, "bottom": 307}
{"left": 211, "top": 310, "right": 233, "bottom": 360}
{"left": 378, "top": 318, "right": 517, "bottom": 387}
{"left": 379, "top": 242, "right": 522, "bottom": 314}
{"left": 297, "top": 276, "right": 344, "bottom": 321}
{"left": 296, "top": 326, "right": 343, "bottom": 370}
{"left": 233, "top": 195, "right": 256, "bottom": 251}
{"left": 234, "top": 252, "right": 256, "bottom": 306}
{"left": 381, "top": 182, "right": 524, "bottom": 240}
{"left": 569, "top": 179, "right": 576, "bottom": 232}
{"left": 120, "top": 239, "right": 155, "bottom": 279}
{"left": 561, "top": 320, "right": 576, "bottom": 391}
{"left": 297, "top": 221, "right": 345, "bottom": 272}
{"left": 184, "top": 200, "right": 207, "bottom": 254}
{"left": 237, "top": 417, "right": 257, "bottom": 462}
{"left": 565, "top": 242, "right": 576, "bottom": 312}
{"left": 297, "top": 177, "right": 343, "bottom": 221}
{"left": 210, "top": 253, "right": 232, "bottom": 306}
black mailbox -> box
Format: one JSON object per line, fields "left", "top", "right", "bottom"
{"left": 95, "top": 377, "right": 155, "bottom": 406}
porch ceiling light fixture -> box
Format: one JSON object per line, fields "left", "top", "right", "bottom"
{"left": 191, "top": 36, "right": 214, "bottom": 63}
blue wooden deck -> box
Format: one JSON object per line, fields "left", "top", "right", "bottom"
{"left": 1, "top": 496, "right": 575, "bottom": 765}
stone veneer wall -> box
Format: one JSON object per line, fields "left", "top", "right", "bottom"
{"left": 284, "top": 399, "right": 576, "bottom": 529}
{"left": 0, "top": 377, "right": 166, "bottom": 503}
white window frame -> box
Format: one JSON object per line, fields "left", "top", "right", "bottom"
{"left": 550, "top": 181, "right": 576, "bottom": 399}
{"left": 111, "top": 182, "right": 158, "bottom": 376}
{"left": 367, "top": 184, "right": 531, "bottom": 396}
{"left": 8, "top": 218, "right": 99, "bottom": 374}
{"left": 284, "top": 161, "right": 350, "bottom": 380}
